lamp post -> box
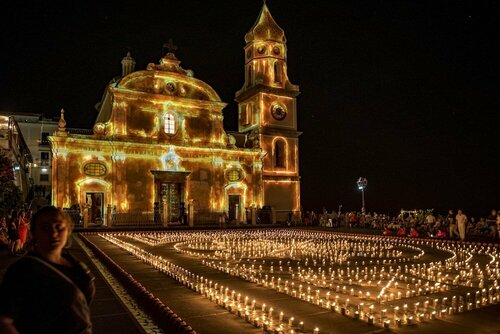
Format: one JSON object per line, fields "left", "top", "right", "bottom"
{"left": 356, "top": 177, "right": 367, "bottom": 214}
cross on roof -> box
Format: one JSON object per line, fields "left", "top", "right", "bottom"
{"left": 163, "top": 38, "right": 178, "bottom": 54}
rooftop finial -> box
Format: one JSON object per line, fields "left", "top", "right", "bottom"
{"left": 58, "top": 108, "right": 66, "bottom": 131}
{"left": 56, "top": 108, "right": 68, "bottom": 136}
{"left": 121, "top": 50, "right": 136, "bottom": 76}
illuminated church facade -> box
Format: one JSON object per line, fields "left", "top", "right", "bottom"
{"left": 50, "top": 4, "right": 301, "bottom": 224}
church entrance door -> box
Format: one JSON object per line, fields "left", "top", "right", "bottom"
{"left": 228, "top": 195, "right": 241, "bottom": 222}
{"left": 86, "top": 192, "right": 104, "bottom": 225}
{"left": 151, "top": 170, "right": 191, "bottom": 226}
{"left": 160, "top": 183, "right": 180, "bottom": 223}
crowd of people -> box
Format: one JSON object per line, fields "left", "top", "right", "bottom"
{"left": 0, "top": 208, "right": 33, "bottom": 256}
{"left": 300, "top": 208, "right": 500, "bottom": 241}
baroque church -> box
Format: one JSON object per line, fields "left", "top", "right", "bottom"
{"left": 49, "top": 3, "right": 301, "bottom": 225}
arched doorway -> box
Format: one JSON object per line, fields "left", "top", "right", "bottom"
{"left": 76, "top": 179, "right": 111, "bottom": 226}
{"left": 224, "top": 183, "right": 247, "bottom": 223}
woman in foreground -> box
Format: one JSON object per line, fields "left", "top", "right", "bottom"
{"left": 0, "top": 206, "right": 95, "bottom": 334}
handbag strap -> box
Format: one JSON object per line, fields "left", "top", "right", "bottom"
{"left": 25, "top": 255, "right": 81, "bottom": 292}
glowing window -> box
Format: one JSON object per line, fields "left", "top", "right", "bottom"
{"left": 164, "top": 114, "right": 176, "bottom": 134}
{"left": 83, "top": 162, "right": 106, "bottom": 176}
{"left": 274, "top": 140, "right": 285, "bottom": 168}
{"left": 227, "top": 170, "right": 241, "bottom": 182}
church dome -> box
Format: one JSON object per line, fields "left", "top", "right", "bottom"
{"left": 117, "top": 53, "right": 222, "bottom": 102}
{"left": 245, "top": 3, "right": 286, "bottom": 43}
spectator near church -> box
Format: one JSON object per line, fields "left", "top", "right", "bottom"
{"left": 447, "top": 210, "right": 458, "bottom": 239}
{"left": 456, "top": 210, "right": 467, "bottom": 241}
{"left": 486, "top": 209, "right": 497, "bottom": 238}
{"left": 425, "top": 212, "right": 436, "bottom": 225}
{"left": 497, "top": 212, "right": 500, "bottom": 239}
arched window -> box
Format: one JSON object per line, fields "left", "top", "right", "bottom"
{"left": 164, "top": 114, "right": 176, "bottom": 134}
{"left": 274, "top": 61, "right": 282, "bottom": 84}
{"left": 274, "top": 139, "right": 286, "bottom": 168}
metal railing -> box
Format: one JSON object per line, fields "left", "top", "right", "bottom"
{"left": 112, "top": 212, "right": 159, "bottom": 227}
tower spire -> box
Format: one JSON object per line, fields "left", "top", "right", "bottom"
{"left": 245, "top": 2, "right": 286, "bottom": 44}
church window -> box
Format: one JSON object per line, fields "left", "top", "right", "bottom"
{"left": 274, "top": 139, "right": 286, "bottom": 168}
{"left": 164, "top": 114, "right": 176, "bottom": 134}
{"left": 227, "top": 169, "right": 241, "bottom": 182}
{"left": 274, "top": 61, "right": 282, "bottom": 84}
{"left": 83, "top": 162, "right": 107, "bottom": 177}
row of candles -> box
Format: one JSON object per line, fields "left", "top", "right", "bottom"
{"left": 131, "top": 230, "right": 499, "bottom": 294}
{"left": 100, "top": 233, "right": 321, "bottom": 334}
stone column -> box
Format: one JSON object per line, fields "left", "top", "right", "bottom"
{"left": 251, "top": 205, "right": 257, "bottom": 225}
{"left": 163, "top": 199, "right": 169, "bottom": 227}
{"left": 188, "top": 200, "right": 194, "bottom": 227}
{"left": 105, "top": 204, "right": 112, "bottom": 227}
{"left": 83, "top": 205, "right": 90, "bottom": 228}
{"left": 235, "top": 204, "right": 239, "bottom": 224}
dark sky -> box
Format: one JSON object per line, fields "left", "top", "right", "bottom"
{"left": 1, "top": 0, "right": 499, "bottom": 216}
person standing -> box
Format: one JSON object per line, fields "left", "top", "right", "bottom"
{"left": 0, "top": 206, "right": 95, "bottom": 333}
{"left": 456, "top": 209, "right": 467, "bottom": 241}
{"left": 7, "top": 211, "right": 20, "bottom": 256}
{"left": 17, "top": 210, "right": 29, "bottom": 252}
{"left": 447, "top": 210, "right": 459, "bottom": 239}
{"left": 496, "top": 211, "right": 500, "bottom": 239}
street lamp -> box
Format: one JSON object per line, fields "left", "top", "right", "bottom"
{"left": 356, "top": 177, "right": 368, "bottom": 214}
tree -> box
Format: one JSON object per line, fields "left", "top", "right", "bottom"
{"left": 0, "top": 150, "right": 22, "bottom": 213}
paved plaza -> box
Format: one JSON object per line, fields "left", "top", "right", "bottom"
{"left": 77, "top": 229, "right": 500, "bottom": 334}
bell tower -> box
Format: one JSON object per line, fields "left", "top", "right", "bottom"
{"left": 235, "top": 2, "right": 301, "bottom": 220}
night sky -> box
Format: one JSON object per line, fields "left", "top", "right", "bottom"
{"left": 1, "top": 1, "right": 499, "bottom": 217}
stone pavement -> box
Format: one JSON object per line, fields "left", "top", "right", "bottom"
{"left": 0, "top": 241, "right": 143, "bottom": 334}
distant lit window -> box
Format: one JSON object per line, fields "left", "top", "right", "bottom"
{"left": 227, "top": 170, "right": 241, "bottom": 182}
{"left": 83, "top": 162, "right": 107, "bottom": 176}
{"left": 40, "top": 132, "right": 49, "bottom": 145}
{"left": 39, "top": 174, "right": 49, "bottom": 182}
{"left": 40, "top": 152, "right": 49, "bottom": 160}
{"left": 164, "top": 114, "right": 176, "bottom": 134}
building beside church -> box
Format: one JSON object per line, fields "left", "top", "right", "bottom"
{"left": 10, "top": 113, "right": 59, "bottom": 198}
{"left": 49, "top": 3, "right": 301, "bottom": 225}
{"left": 0, "top": 114, "right": 32, "bottom": 200}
